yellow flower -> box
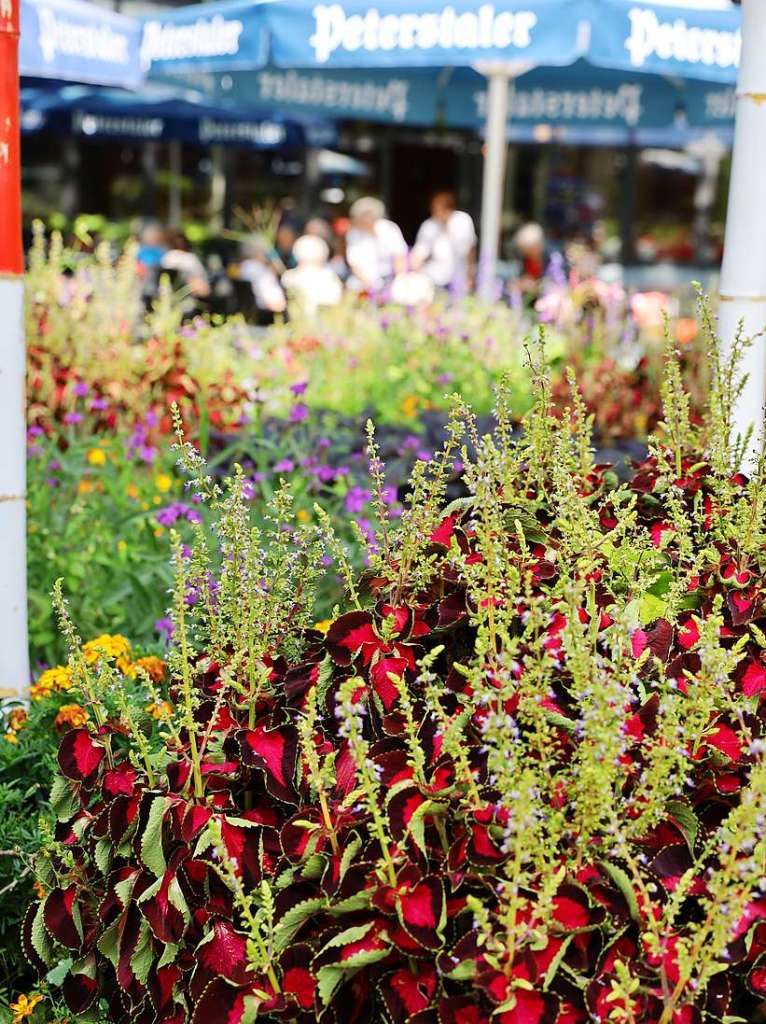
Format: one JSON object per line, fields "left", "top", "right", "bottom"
{"left": 134, "top": 655, "right": 166, "bottom": 683}
{"left": 5, "top": 731, "right": 18, "bottom": 744}
{"left": 78, "top": 479, "right": 94, "bottom": 495}
{"left": 297, "top": 509, "right": 311, "bottom": 524}
{"left": 155, "top": 473, "right": 172, "bottom": 493}
{"left": 401, "top": 394, "right": 419, "bottom": 418}
{"left": 86, "top": 448, "right": 107, "bottom": 466}
{"left": 83, "top": 634, "right": 131, "bottom": 665}
{"left": 117, "top": 540, "right": 127, "bottom": 553}
{"left": 10, "top": 993, "right": 44, "bottom": 1022}
{"left": 313, "top": 619, "right": 333, "bottom": 634}
{"left": 55, "top": 704, "right": 90, "bottom": 731}
{"left": 153, "top": 495, "right": 162, "bottom": 506}
{"left": 126, "top": 483, "right": 139, "bottom": 500}
{"left": 31, "top": 665, "right": 72, "bottom": 700}
{"left": 33, "top": 880, "right": 46, "bottom": 900}
{"left": 146, "top": 700, "right": 173, "bottom": 720}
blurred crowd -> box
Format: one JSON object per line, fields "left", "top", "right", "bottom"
{"left": 134, "top": 190, "right": 604, "bottom": 322}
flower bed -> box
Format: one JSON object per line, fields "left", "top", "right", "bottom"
{"left": 17, "top": 323, "right": 766, "bottom": 1023}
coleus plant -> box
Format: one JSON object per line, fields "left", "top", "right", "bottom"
{"left": 24, "top": 314, "right": 766, "bottom": 1024}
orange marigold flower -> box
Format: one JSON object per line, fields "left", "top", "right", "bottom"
{"left": 146, "top": 700, "right": 173, "bottom": 720}
{"left": 55, "top": 704, "right": 90, "bottom": 731}
{"left": 134, "top": 656, "right": 166, "bottom": 684}
{"left": 33, "top": 880, "right": 46, "bottom": 900}
{"left": 10, "top": 993, "right": 44, "bottom": 1022}
{"left": 8, "top": 707, "right": 28, "bottom": 732}
{"left": 31, "top": 665, "right": 72, "bottom": 700}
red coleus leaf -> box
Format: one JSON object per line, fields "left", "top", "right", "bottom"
{"left": 191, "top": 979, "right": 259, "bottom": 1024}
{"left": 281, "top": 944, "right": 316, "bottom": 1010}
{"left": 103, "top": 763, "right": 137, "bottom": 798}
{"left": 469, "top": 822, "right": 507, "bottom": 866}
{"left": 498, "top": 989, "right": 559, "bottom": 1024}
{"left": 397, "top": 876, "right": 444, "bottom": 950}
{"left": 704, "top": 722, "right": 743, "bottom": 762}
{"left": 742, "top": 659, "right": 766, "bottom": 698}
{"left": 62, "top": 965, "right": 98, "bottom": 1015}
{"left": 553, "top": 888, "right": 590, "bottom": 931}
{"left": 677, "top": 617, "right": 700, "bottom": 651}
{"left": 196, "top": 920, "right": 252, "bottom": 986}
{"left": 326, "top": 611, "right": 378, "bottom": 666}
{"left": 430, "top": 516, "right": 456, "bottom": 547}
{"left": 58, "top": 728, "right": 105, "bottom": 786}
{"left": 44, "top": 885, "right": 82, "bottom": 950}
{"left": 370, "top": 657, "right": 408, "bottom": 712}
{"left": 749, "top": 960, "right": 766, "bottom": 996}
{"left": 140, "top": 869, "right": 186, "bottom": 944}
{"left": 239, "top": 722, "right": 298, "bottom": 803}
{"left": 380, "top": 964, "right": 438, "bottom": 1021}
{"left": 148, "top": 964, "right": 182, "bottom": 1017}
{"left": 649, "top": 521, "right": 675, "bottom": 548}
{"left": 438, "top": 996, "right": 491, "bottom": 1024}
{"left": 728, "top": 590, "right": 755, "bottom": 626}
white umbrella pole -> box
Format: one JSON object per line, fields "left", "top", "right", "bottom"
{"left": 719, "top": 0, "right": 766, "bottom": 466}
{"left": 0, "top": 1, "right": 30, "bottom": 699}
{"left": 478, "top": 68, "right": 510, "bottom": 301}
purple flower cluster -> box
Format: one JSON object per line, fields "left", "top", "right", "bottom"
{"left": 155, "top": 503, "right": 203, "bottom": 528}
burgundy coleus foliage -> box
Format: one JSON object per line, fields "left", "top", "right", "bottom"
{"left": 25, "top": 452, "right": 766, "bottom": 1023}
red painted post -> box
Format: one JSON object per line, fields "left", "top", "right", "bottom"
{"left": 0, "top": 0, "right": 22, "bottom": 276}
{"left": 0, "top": 0, "right": 29, "bottom": 697}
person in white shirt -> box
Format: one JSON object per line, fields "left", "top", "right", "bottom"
{"left": 281, "top": 235, "right": 343, "bottom": 317}
{"left": 239, "top": 239, "right": 287, "bottom": 314}
{"left": 412, "top": 191, "right": 477, "bottom": 295}
{"left": 345, "top": 196, "right": 408, "bottom": 294}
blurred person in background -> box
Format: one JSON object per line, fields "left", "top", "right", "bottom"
{"left": 345, "top": 197, "right": 407, "bottom": 294}
{"left": 411, "top": 190, "right": 476, "bottom": 295}
{"left": 282, "top": 234, "right": 343, "bottom": 317}
{"left": 161, "top": 231, "right": 210, "bottom": 299}
{"left": 269, "top": 218, "right": 300, "bottom": 275}
{"left": 513, "top": 222, "right": 549, "bottom": 300}
{"left": 136, "top": 221, "right": 166, "bottom": 269}
{"left": 239, "top": 238, "right": 287, "bottom": 317}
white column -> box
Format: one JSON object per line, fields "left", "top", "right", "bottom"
{"left": 209, "top": 144, "right": 226, "bottom": 231}
{"left": 0, "top": 277, "right": 29, "bottom": 698}
{"left": 478, "top": 68, "right": 510, "bottom": 301}
{"left": 719, "top": 0, "right": 766, "bottom": 466}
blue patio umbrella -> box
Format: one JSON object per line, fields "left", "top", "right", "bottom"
{"left": 140, "top": 0, "right": 741, "bottom": 284}
{"left": 19, "top": 81, "right": 333, "bottom": 149}
{"left": 20, "top": 0, "right": 144, "bottom": 89}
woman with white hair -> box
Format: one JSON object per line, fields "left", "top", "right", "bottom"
{"left": 281, "top": 234, "right": 343, "bottom": 317}
{"left": 345, "top": 196, "right": 408, "bottom": 294}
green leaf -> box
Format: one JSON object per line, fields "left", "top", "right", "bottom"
{"left": 140, "top": 795, "right": 171, "bottom": 877}
{"left": 601, "top": 862, "right": 638, "bottom": 922}
{"left": 131, "top": 920, "right": 154, "bottom": 986}
{"left": 94, "top": 838, "right": 112, "bottom": 877}
{"left": 31, "top": 902, "right": 54, "bottom": 966}
{"left": 317, "top": 965, "right": 344, "bottom": 1007}
{"left": 273, "top": 897, "right": 327, "bottom": 952}
{"left": 667, "top": 801, "right": 699, "bottom": 853}
{"left": 97, "top": 920, "right": 120, "bottom": 968}
{"left": 639, "top": 591, "right": 666, "bottom": 625}
{"left": 49, "top": 774, "right": 79, "bottom": 822}
{"left": 319, "top": 921, "right": 375, "bottom": 954}
{"left": 45, "top": 957, "right": 73, "bottom": 986}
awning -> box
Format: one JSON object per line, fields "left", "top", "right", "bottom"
{"left": 19, "top": 83, "right": 336, "bottom": 149}
{"left": 20, "top": 0, "right": 144, "bottom": 89}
